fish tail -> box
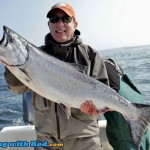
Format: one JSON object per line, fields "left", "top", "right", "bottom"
{"left": 127, "top": 103, "right": 150, "bottom": 150}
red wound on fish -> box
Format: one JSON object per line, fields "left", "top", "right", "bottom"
{"left": 80, "top": 100, "right": 97, "bottom": 115}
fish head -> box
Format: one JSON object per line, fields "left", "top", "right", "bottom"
{"left": 0, "top": 26, "right": 28, "bottom": 66}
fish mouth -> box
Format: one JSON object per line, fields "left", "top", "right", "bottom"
{"left": 0, "top": 26, "right": 17, "bottom": 47}
{"left": 0, "top": 26, "right": 8, "bottom": 63}
{"left": 0, "top": 26, "right": 8, "bottom": 47}
{"left": 0, "top": 26, "right": 29, "bottom": 67}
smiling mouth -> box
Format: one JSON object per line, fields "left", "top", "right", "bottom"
{"left": 56, "top": 30, "right": 66, "bottom": 33}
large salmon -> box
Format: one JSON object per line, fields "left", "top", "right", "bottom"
{"left": 0, "top": 26, "right": 150, "bottom": 149}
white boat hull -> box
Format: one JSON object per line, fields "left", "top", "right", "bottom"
{"left": 1, "top": 121, "right": 149, "bottom": 150}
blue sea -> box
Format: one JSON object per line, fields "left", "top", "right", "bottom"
{"left": 0, "top": 45, "right": 150, "bottom": 130}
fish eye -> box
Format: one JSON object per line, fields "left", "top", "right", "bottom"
{"left": 8, "top": 35, "right": 13, "bottom": 43}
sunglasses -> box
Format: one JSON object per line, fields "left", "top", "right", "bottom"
{"left": 49, "top": 16, "right": 72, "bottom": 23}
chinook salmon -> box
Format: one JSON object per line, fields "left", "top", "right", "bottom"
{"left": 0, "top": 26, "right": 150, "bottom": 149}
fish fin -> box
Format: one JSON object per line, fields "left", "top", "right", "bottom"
{"left": 18, "top": 68, "right": 32, "bottom": 82}
{"left": 59, "top": 103, "right": 71, "bottom": 119}
{"left": 126, "top": 103, "right": 150, "bottom": 150}
{"left": 6, "top": 66, "right": 32, "bottom": 83}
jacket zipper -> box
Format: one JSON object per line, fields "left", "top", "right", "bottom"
{"left": 55, "top": 103, "right": 60, "bottom": 139}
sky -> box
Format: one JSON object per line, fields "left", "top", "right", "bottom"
{"left": 0, "top": 0, "right": 150, "bottom": 50}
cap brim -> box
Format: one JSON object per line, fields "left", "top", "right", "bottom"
{"left": 47, "top": 8, "right": 72, "bottom": 18}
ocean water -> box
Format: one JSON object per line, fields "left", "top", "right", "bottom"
{"left": 0, "top": 45, "right": 150, "bottom": 130}
{"left": 101, "top": 45, "right": 150, "bottom": 103}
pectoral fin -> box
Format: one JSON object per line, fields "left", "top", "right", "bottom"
{"left": 60, "top": 103, "right": 71, "bottom": 119}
